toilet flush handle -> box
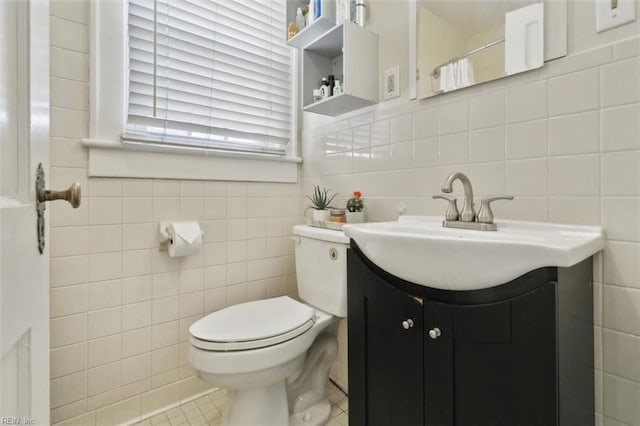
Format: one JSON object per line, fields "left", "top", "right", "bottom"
{"left": 329, "top": 248, "right": 339, "bottom": 260}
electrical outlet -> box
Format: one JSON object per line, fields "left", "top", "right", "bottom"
{"left": 596, "top": 0, "right": 635, "bottom": 33}
{"left": 384, "top": 66, "right": 400, "bottom": 100}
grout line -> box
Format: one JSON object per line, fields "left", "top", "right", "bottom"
{"left": 50, "top": 13, "right": 88, "bottom": 27}
{"left": 602, "top": 327, "right": 640, "bottom": 340}
{"left": 602, "top": 371, "right": 640, "bottom": 387}
{"left": 50, "top": 104, "right": 89, "bottom": 113}
{"left": 329, "top": 378, "right": 348, "bottom": 398}
{"left": 601, "top": 282, "right": 640, "bottom": 292}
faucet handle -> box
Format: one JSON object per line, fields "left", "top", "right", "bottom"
{"left": 477, "top": 195, "right": 514, "bottom": 224}
{"left": 432, "top": 195, "right": 460, "bottom": 221}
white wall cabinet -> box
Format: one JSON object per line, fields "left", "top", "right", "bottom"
{"left": 286, "top": 1, "right": 379, "bottom": 117}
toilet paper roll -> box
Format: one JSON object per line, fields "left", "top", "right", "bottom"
{"left": 167, "top": 221, "right": 203, "bottom": 258}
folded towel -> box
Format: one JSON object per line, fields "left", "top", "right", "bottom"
{"left": 439, "top": 58, "right": 475, "bottom": 92}
{"left": 439, "top": 63, "right": 455, "bottom": 92}
{"left": 457, "top": 58, "right": 475, "bottom": 88}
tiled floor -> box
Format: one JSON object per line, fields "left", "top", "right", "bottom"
{"left": 134, "top": 382, "right": 348, "bottom": 426}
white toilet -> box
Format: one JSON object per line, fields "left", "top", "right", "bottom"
{"left": 188, "top": 225, "right": 349, "bottom": 426}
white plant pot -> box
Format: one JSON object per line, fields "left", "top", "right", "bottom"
{"left": 312, "top": 209, "right": 330, "bottom": 222}
{"left": 346, "top": 211, "right": 364, "bottom": 223}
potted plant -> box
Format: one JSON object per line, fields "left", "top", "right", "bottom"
{"left": 346, "top": 190, "right": 364, "bottom": 223}
{"left": 306, "top": 185, "right": 337, "bottom": 222}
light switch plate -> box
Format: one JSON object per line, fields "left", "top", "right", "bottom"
{"left": 596, "top": 0, "right": 635, "bottom": 33}
{"left": 384, "top": 66, "right": 400, "bottom": 100}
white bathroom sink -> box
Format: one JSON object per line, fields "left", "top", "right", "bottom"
{"left": 342, "top": 216, "right": 604, "bottom": 291}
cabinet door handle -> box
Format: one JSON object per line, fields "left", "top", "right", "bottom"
{"left": 428, "top": 327, "right": 442, "bottom": 339}
{"left": 402, "top": 319, "right": 414, "bottom": 329}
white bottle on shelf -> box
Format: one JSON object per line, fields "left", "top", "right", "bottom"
{"left": 333, "top": 80, "right": 343, "bottom": 95}
{"left": 320, "top": 77, "right": 330, "bottom": 99}
{"left": 308, "top": 0, "right": 315, "bottom": 25}
{"left": 296, "top": 7, "right": 305, "bottom": 30}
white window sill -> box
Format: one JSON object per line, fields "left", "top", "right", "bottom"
{"left": 81, "top": 139, "right": 301, "bottom": 183}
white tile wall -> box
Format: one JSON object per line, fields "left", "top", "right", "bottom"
{"left": 505, "top": 80, "right": 547, "bottom": 123}
{"left": 49, "top": 1, "right": 303, "bottom": 424}
{"left": 505, "top": 119, "right": 547, "bottom": 159}
{"left": 601, "top": 57, "right": 640, "bottom": 108}
{"left": 303, "top": 35, "right": 640, "bottom": 426}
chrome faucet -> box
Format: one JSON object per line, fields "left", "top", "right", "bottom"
{"left": 433, "top": 172, "right": 513, "bottom": 231}
{"left": 441, "top": 172, "right": 476, "bottom": 222}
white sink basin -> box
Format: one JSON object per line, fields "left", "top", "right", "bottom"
{"left": 343, "top": 216, "right": 604, "bottom": 291}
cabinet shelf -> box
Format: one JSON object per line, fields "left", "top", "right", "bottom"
{"left": 300, "top": 20, "right": 378, "bottom": 116}
{"left": 303, "top": 23, "right": 343, "bottom": 56}
{"left": 287, "top": 17, "right": 336, "bottom": 48}
{"left": 303, "top": 93, "right": 375, "bottom": 116}
{"left": 286, "top": 0, "right": 336, "bottom": 48}
{"left": 286, "top": 0, "right": 378, "bottom": 117}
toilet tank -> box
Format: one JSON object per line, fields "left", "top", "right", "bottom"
{"left": 292, "top": 225, "right": 349, "bottom": 317}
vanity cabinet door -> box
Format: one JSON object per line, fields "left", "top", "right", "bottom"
{"left": 424, "top": 300, "right": 454, "bottom": 425}
{"left": 424, "top": 282, "right": 558, "bottom": 426}
{"left": 348, "top": 250, "right": 424, "bottom": 426}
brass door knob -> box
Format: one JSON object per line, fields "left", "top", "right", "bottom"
{"left": 38, "top": 182, "right": 81, "bottom": 208}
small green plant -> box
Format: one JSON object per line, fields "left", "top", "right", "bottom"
{"left": 346, "top": 190, "right": 363, "bottom": 212}
{"left": 306, "top": 185, "right": 337, "bottom": 211}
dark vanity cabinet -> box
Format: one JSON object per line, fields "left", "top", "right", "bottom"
{"left": 347, "top": 243, "right": 595, "bottom": 426}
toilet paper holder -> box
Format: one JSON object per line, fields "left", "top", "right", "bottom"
{"left": 159, "top": 221, "right": 204, "bottom": 252}
{"left": 158, "top": 222, "right": 173, "bottom": 251}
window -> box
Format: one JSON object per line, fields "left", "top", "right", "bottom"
{"left": 127, "top": 0, "right": 291, "bottom": 155}
{"left": 85, "top": 0, "right": 299, "bottom": 182}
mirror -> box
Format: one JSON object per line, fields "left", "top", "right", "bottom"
{"left": 411, "top": 0, "right": 566, "bottom": 100}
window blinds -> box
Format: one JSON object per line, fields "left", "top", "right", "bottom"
{"left": 127, "top": 0, "right": 292, "bottom": 155}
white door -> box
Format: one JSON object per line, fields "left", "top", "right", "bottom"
{"left": 1, "top": 0, "right": 51, "bottom": 423}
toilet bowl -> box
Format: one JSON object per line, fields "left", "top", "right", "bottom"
{"left": 188, "top": 225, "right": 349, "bottom": 426}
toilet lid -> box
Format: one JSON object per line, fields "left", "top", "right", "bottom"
{"left": 190, "top": 296, "right": 316, "bottom": 351}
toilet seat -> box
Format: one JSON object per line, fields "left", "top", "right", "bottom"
{"left": 190, "top": 296, "right": 316, "bottom": 351}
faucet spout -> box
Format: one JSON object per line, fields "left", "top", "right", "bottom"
{"left": 441, "top": 172, "right": 476, "bottom": 222}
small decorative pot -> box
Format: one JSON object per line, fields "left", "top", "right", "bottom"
{"left": 346, "top": 211, "right": 364, "bottom": 223}
{"left": 312, "top": 209, "right": 330, "bottom": 222}
{"left": 330, "top": 209, "right": 347, "bottom": 223}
